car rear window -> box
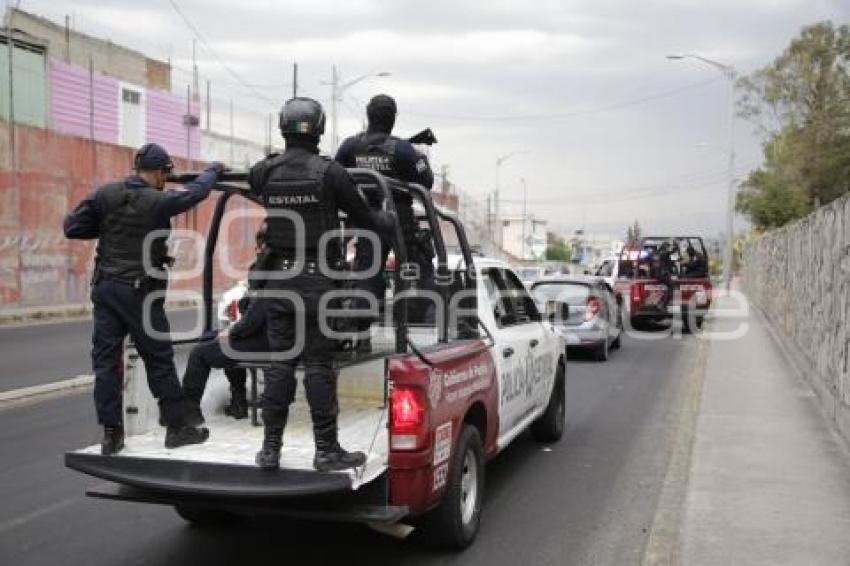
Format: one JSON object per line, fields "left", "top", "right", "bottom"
{"left": 531, "top": 282, "right": 590, "bottom": 306}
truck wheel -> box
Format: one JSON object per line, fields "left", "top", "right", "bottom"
{"left": 174, "top": 504, "right": 236, "bottom": 526}
{"left": 419, "top": 425, "right": 485, "bottom": 550}
{"left": 531, "top": 361, "right": 566, "bottom": 442}
{"left": 594, "top": 338, "right": 610, "bottom": 362}
{"left": 629, "top": 315, "right": 644, "bottom": 331}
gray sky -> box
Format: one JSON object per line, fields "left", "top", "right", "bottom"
{"left": 19, "top": 0, "right": 850, "bottom": 238}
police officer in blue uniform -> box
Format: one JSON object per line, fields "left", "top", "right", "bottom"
{"left": 63, "top": 143, "right": 224, "bottom": 455}
{"left": 335, "top": 94, "right": 435, "bottom": 317}
{"left": 249, "top": 97, "right": 392, "bottom": 472}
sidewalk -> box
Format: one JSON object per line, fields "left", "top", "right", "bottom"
{"left": 681, "top": 297, "right": 850, "bottom": 564}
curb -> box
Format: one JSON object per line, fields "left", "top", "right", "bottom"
{"left": 0, "top": 375, "right": 94, "bottom": 405}
{"left": 0, "top": 298, "right": 204, "bottom": 327}
{"left": 641, "top": 323, "right": 711, "bottom": 566}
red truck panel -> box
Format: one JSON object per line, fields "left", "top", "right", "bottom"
{"left": 387, "top": 340, "right": 499, "bottom": 514}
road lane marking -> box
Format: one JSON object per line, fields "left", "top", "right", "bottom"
{"left": 0, "top": 496, "right": 81, "bottom": 534}
{"left": 0, "top": 375, "right": 94, "bottom": 405}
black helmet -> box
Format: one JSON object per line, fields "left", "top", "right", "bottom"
{"left": 279, "top": 97, "right": 325, "bottom": 138}
{"left": 366, "top": 94, "right": 397, "bottom": 132}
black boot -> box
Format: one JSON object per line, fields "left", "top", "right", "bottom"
{"left": 255, "top": 426, "right": 284, "bottom": 470}
{"left": 184, "top": 399, "right": 205, "bottom": 427}
{"left": 164, "top": 425, "right": 209, "bottom": 449}
{"left": 224, "top": 389, "right": 248, "bottom": 420}
{"left": 101, "top": 425, "right": 125, "bottom": 456}
{"left": 314, "top": 441, "right": 367, "bottom": 472}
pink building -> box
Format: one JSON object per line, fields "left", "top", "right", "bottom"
{"left": 49, "top": 59, "right": 200, "bottom": 160}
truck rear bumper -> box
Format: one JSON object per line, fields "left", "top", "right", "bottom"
{"left": 67, "top": 452, "right": 408, "bottom": 524}
{"left": 85, "top": 482, "right": 408, "bottom": 524}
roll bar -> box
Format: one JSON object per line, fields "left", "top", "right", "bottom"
{"left": 167, "top": 168, "right": 476, "bottom": 352}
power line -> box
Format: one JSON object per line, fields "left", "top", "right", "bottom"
{"left": 497, "top": 162, "right": 759, "bottom": 206}
{"left": 406, "top": 77, "right": 722, "bottom": 122}
{"left": 166, "top": 0, "right": 276, "bottom": 108}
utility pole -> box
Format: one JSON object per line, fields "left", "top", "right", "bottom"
{"left": 229, "top": 99, "right": 234, "bottom": 166}
{"left": 205, "top": 79, "right": 211, "bottom": 132}
{"left": 521, "top": 178, "right": 528, "bottom": 260}
{"left": 292, "top": 62, "right": 298, "bottom": 98}
{"left": 667, "top": 54, "right": 737, "bottom": 291}
{"left": 330, "top": 65, "right": 339, "bottom": 153}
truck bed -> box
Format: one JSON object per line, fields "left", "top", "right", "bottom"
{"left": 68, "top": 347, "right": 389, "bottom": 493}
{"left": 71, "top": 398, "right": 387, "bottom": 489}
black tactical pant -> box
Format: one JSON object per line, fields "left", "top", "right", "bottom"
{"left": 353, "top": 198, "right": 434, "bottom": 323}
{"left": 91, "top": 278, "right": 184, "bottom": 427}
{"left": 260, "top": 272, "right": 339, "bottom": 447}
{"left": 182, "top": 331, "right": 269, "bottom": 404}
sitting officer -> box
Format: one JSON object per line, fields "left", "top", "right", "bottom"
{"left": 249, "top": 97, "right": 393, "bottom": 472}
{"left": 63, "top": 143, "right": 223, "bottom": 455}
{"left": 335, "top": 94, "right": 435, "bottom": 320}
{"left": 180, "top": 225, "right": 270, "bottom": 423}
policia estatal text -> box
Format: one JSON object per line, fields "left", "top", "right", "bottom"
{"left": 64, "top": 144, "right": 224, "bottom": 455}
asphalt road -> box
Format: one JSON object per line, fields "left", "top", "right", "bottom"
{"left": 0, "top": 309, "right": 203, "bottom": 392}
{"left": 0, "top": 326, "right": 701, "bottom": 566}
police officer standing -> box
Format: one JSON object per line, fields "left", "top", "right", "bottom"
{"left": 249, "top": 97, "right": 392, "bottom": 472}
{"left": 64, "top": 143, "right": 224, "bottom": 455}
{"left": 335, "top": 94, "right": 434, "bottom": 309}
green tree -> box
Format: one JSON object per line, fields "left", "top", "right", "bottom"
{"left": 545, "top": 232, "right": 572, "bottom": 261}
{"left": 736, "top": 21, "right": 850, "bottom": 229}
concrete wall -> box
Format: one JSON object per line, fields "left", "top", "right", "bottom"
{"left": 742, "top": 193, "right": 850, "bottom": 442}
{"left": 0, "top": 119, "right": 259, "bottom": 310}
{"left": 201, "top": 130, "right": 269, "bottom": 169}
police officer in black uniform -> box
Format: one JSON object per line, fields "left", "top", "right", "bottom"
{"left": 63, "top": 143, "right": 224, "bottom": 455}
{"left": 180, "top": 226, "right": 271, "bottom": 423}
{"left": 335, "top": 94, "right": 434, "bottom": 313}
{"left": 249, "top": 97, "right": 392, "bottom": 472}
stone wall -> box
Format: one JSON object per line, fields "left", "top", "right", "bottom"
{"left": 743, "top": 193, "right": 850, "bottom": 442}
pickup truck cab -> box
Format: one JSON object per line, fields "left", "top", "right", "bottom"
{"left": 65, "top": 170, "right": 566, "bottom": 550}
{"left": 613, "top": 235, "right": 712, "bottom": 331}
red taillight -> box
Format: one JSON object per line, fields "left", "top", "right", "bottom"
{"left": 631, "top": 283, "right": 642, "bottom": 304}
{"left": 585, "top": 296, "right": 601, "bottom": 321}
{"left": 226, "top": 300, "right": 239, "bottom": 321}
{"left": 390, "top": 387, "right": 427, "bottom": 450}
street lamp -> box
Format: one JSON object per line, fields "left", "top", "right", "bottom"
{"left": 494, "top": 150, "right": 530, "bottom": 250}
{"left": 326, "top": 66, "right": 391, "bottom": 153}
{"left": 668, "top": 53, "right": 737, "bottom": 291}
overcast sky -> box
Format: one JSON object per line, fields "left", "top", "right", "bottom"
{"left": 18, "top": 0, "right": 850, "bottom": 238}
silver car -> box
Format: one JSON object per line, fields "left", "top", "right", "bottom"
{"left": 530, "top": 277, "right": 622, "bottom": 361}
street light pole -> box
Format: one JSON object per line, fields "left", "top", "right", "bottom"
{"left": 327, "top": 67, "right": 391, "bottom": 154}
{"left": 494, "top": 150, "right": 530, "bottom": 252}
{"left": 668, "top": 54, "right": 737, "bottom": 291}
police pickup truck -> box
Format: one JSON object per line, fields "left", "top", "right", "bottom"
{"left": 65, "top": 170, "right": 566, "bottom": 549}
{"left": 614, "top": 236, "right": 713, "bottom": 331}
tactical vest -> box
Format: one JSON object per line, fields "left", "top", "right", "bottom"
{"left": 96, "top": 182, "right": 168, "bottom": 279}
{"left": 259, "top": 152, "right": 337, "bottom": 259}
{"left": 352, "top": 132, "right": 400, "bottom": 177}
